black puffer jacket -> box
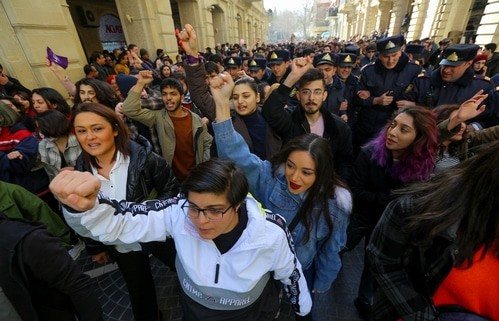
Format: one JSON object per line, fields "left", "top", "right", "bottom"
{"left": 75, "top": 135, "right": 179, "bottom": 255}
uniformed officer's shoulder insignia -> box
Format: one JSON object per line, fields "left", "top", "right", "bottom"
{"left": 417, "top": 73, "right": 429, "bottom": 78}
{"left": 474, "top": 75, "right": 491, "bottom": 83}
{"left": 290, "top": 87, "right": 297, "bottom": 97}
{"left": 495, "top": 86, "right": 499, "bottom": 92}
{"left": 404, "top": 84, "right": 414, "bottom": 93}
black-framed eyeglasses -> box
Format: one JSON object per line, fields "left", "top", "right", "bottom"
{"left": 300, "top": 89, "right": 324, "bottom": 96}
{"left": 181, "top": 200, "right": 233, "bottom": 221}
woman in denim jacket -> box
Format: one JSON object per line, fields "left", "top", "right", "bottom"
{"left": 210, "top": 72, "right": 352, "bottom": 295}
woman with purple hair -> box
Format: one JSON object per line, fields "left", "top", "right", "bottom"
{"left": 345, "top": 106, "right": 439, "bottom": 320}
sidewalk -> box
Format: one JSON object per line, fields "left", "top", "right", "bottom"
{"left": 77, "top": 243, "right": 365, "bottom": 321}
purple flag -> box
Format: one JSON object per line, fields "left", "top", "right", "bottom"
{"left": 46, "top": 47, "right": 69, "bottom": 69}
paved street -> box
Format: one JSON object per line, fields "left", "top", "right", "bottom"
{"left": 77, "top": 242, "right": 365, "bottom": 321}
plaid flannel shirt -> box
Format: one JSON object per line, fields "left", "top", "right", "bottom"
{"left": 38, "top": 134, "right": 82, "bottom": 181}
{"left": 139, "top": 88, "right": 163, "bottom": 154}
{"left": 367, "top": 195, "right": 455, "bottom": 321}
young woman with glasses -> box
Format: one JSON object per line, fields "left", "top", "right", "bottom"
{"left": 50, "top": 158, "right": 313, "bottom": 321}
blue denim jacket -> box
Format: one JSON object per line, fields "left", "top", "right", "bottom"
{"left": 214, "top": 119, "right": 351, "bottom": 292}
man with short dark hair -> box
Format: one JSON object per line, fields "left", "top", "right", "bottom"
{"left": 122, "top": 70, "right": 212, "bottom": 181}
{"left": 484, "top": 42, "right": 499, "bottom": 77}
{"left": 262, "top": 57, "right": 353, "bottom": 182}
{"left": 0, "top": 64, "right": 30, "bottom": 96}
{"left": 89, "top": 51, "right": 109, "bottom": 81}
{"left": 360, "top": 43, "right": 377, "bottom": 67}
{"left": 427, "top": 38, "right": 452, "bottom": 69}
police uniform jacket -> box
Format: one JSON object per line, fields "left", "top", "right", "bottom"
{"left": 403, "top": 67, "right": 495, "bottom": 127}
{"left": 354, "top": 53, "right": 421, "bottom": 140}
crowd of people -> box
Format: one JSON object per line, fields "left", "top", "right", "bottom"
{"left": 0, "top": 21, "right": 498, "bottom": 321}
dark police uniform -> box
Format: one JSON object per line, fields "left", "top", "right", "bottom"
{"left": 354, "top": 35, "right": 421, "bottom": 147}
{"left": 223, "top": 56, "right": 242, "bottom": 69}
{"left": 336, "top": 53, "right": 361, "bottom": 131}
{"left": 266, "top": 50, "right": 291, "bottom": 86}
{"left": 248, "top": 58, "right": 270, "bottom": 84}
{"left": 345, "top": 45, "right": 361, "bottom": 77}
{"left": 403, "top": 44, "right": 495, "bottom": 128}
{"left": 314, "top": 52, "right": 345, "bottom": 116}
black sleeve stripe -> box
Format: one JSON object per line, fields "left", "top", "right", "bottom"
{"left": 98, "top": 196, "right": 181, "bottom": 217}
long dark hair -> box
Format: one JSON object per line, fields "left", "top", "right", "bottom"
{"left": 271, "top": 133, "right": 347, "bottom": 244}
{"left": 31, "top": 87, "right": 71, "bottom": 115}
{"left": 403, "top": 141, "right": 499, "bottom": 267}
{"left": 72, "top": 103, "right": 130, "bottom": 169}
{"left": 74, "top": 78, "right": 120, "bottom": 108}
{"left": 366, "top": 106, "right": 438, "bottom": 182}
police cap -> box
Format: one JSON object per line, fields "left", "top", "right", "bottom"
{"left": 344, "top": 45, "right": 361, "bottom": 56}
{"left": 313, "top": 53, "right": 336, "bottom": 67}
{"left": 223, "top": 56, "right": 242, "bottom": 68}
{"left": 337, "top": 53, "right": 357, "bottom": 67}
{"left": 440, "top": 44, "right": 479, "bottom": 67}
{"left": 376, "top": 35, "right": 404, "bottom": 55}
{"left": 267, "top": 50, "right": 290, "bottom": 65}
{"left": 248, "top": 58, "right": 267, "bottom": 71}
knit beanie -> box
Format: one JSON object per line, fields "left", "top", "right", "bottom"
{"left": 0, "top": 102, "right": 21, "bottom": 127}
{"left": 116, "top": 74, "right": 138, "bottom": 99}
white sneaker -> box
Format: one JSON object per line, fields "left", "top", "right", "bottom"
{"left": 68, "top": 239, "right": 85, "bottom": 260}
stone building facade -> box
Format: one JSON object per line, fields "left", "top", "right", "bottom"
{"left": 320, "top": 0, "right": 498, "bottom": 45}
{"left": 0, "top": 0, "right": 268, "bottom": 93}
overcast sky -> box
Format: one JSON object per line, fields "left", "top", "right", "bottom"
{"left": 263, "top": 0, "right": 307, "bottom": 13}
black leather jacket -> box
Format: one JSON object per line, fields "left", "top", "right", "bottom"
{"left": 75, "top": 135, "right": 179, "bottom": 255}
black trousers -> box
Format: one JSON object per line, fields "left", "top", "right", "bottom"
{"left": 110, "top": 249, "right": 159, "bottom": 321}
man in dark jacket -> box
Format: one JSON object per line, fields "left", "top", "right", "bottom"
{"left": 354, "top": 35, "right": 421, "bottom": 150}
{"left": 0, "top": 213, "right": 102, "bottom": 321}
{"left": 484, "top": 42, "right": 499, "bottom": 77}
{"left": 262, "top": 57, "right": 353, "bottom": 183}
{"left": 403, "top": 44, "right": 495, "bottom": 129}
{"left": 0, "top": 64, "right": 31, "bottom": 96}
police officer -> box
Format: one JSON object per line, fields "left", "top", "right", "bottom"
{"left": 360, "top": 42, "right": 377, "bottom": 68}
{"left": 336, "top": 53, "right": 360, "bottom": 130}
{"left": 404, "top": 43, "right": 426, "bottom": 66}
{"left": 403, "top": 44, "right": 495, "bottom": 128}
{"left": 223, "top": 56, "right": 242, "bottom": 81}
{"left": 314, "top": 53, "right": 344, "bottom": 118}
{"left": 354, "top": 35, "right": 421, "bottom": 148}
{"left": 267, "top": 50, "right": 291, "bottom": 85}
{"left": 247, "top": 58, "right": 270, "bottom": 84}
{"left": 344, "top": 45, "right": 362, "bottom": 76}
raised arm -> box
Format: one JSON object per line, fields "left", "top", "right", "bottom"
{"left": 446, "top": 90, "right": 487, "bottom": 130}
{"left": 261, "top": 58, "right": 311, "bottom": 138}
{"left": 122, "top": 70, "right": 157, "bottom": 127}
{"left": 179, "top": 24, "right": 217, "bottom": 121}
{"left": 50, "top": 170, "right": 178, "bottom": 244}
{"left": 209, "top": 73, "right": 275, "bottom": 202}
